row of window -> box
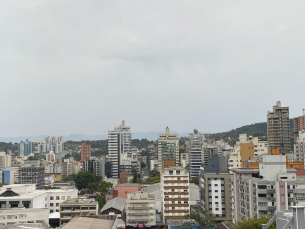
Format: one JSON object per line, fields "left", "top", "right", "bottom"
{"left": 50, "top": 196, "right": 71, "bottom": 201}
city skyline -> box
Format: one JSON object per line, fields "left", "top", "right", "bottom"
{"left": 1, "top": 1, "right": 305, "bottom": 137}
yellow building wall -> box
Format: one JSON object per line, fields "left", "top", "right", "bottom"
{"left": 54, "top": 173, "right": 62, "bottom": 182}
{"left": 240, "top": 143, "right": 254, "bottom": 168}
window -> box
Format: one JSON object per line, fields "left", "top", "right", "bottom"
{"left": 50, "top": 196, "right": 54, "bottom": 200}
{"left": 61, "top": 196, "right": 65, "bottom": 200}
{"left": 56, "top": 210, "right": 59, "bottom": 212}
{"left": 215, "top": 190, "right": 218, "bottom": 193}
{"left": 216, "top": 208, "right": 219, "bottom": 210}
{"left": 215, "top": 196, "right": 218, "bottom": 199}
{"left": 67, "top": 196, "right": 71, "bottom": 200}
{"left": 125, "top": 191, "right": 127, "bottom": 194}
{"left": 177, "top": 177, "right": 181, "bottom": 180}
{"left": 176, "top": 171, "right": 180, "bottom": 175}
{"left": 56, "top": 203, "right": 59, "bottom": 207}
{"left": 214, "top": 184, "right": 218, "bottom": 186}
{"left": 172, "top": 207, "right": 175, "bottom": 210}
{"left": 56, "top": 196, "right": 59, "bottom": 200}
{"left": 171, "top": 189, "right": 175, "bottom": 192}
{"left": 169, "top": 171, "right": 173, "bottom": 175}
{"left": 50, "top": 210, "right": 53, "bottom": 213}
{"left": 50, "top": 203, "right": 53, "bottom": 207}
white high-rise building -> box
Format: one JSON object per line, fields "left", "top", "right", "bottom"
{"left": 158, "top": 127, "right": 179, "bottom": 171}
{"left": 295, "top": 130, "right": 305, "bottom": 166}
{"left": 188, "top": 130, "right": 205, "bottom": 178}
{"left": 108, "top": 121, "right": 131, "bottom": 178}
{"left": 161, "top": 166, "right": 190, "bottom": 223}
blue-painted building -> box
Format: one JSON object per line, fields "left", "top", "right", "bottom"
{"left": 18, "top": 139, "right": 34, "bottom": 156}
{"left": 1, "top": 168, "right": 14, "bottom": 185}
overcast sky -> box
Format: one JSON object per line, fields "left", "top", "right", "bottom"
{"left": 1, "top": 1, "right": 305, "bottom": 137}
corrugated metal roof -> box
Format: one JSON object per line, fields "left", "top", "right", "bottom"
{"left": 100, "top": 196, "right": 126, "bottom": 213}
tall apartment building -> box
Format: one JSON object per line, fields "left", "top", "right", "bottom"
{"left": 228, "top": 134, "right": 268, "bottom": 171}
{"left": 108, "top": 121, "right": 132, "bottom": 178}
{"left": 199, "top": 155, "right": 231, "bottom": 222}
{"left": 19, "top": 166, "right": 45, "bottom": 189}
{"left": 18, "top": 139, "right": 34, "bottom": 157}
{"left": 83, "top": 156, "right": 106, "bottom": 178}
{"left": 158, "top": 127, "right": 179, "bottom": 171}
{"left": 81, "top": 142, "right": 91, "bottom": 161}
{"left": 188, "top": 130, "right": 205, "bottom": 178}
{"left": 267, "top": 101, "right": 290, "bottom": 154}
{"left": 295, "top": 130, "right": 305, "bottom": 166}
{"left": 293, "top": 112, "right": 305, "bottom": 142}
{"left": 203, "top": 146, "right": 218, "bottom": 168}
{"left": 161, "top": 167, "right": 190, "bottom": 223}
{"left": 231, "top": 154, "right": 305, "bottom": 224}
{"left": 125, "top": 190, "right": 156, "bottom": 227}
{"left": 0, "top": 152, "right": 11, "bottom": 169}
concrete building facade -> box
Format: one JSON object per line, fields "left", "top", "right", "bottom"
{"left": 293, "top": 113, "right": 305, "bottom": 143}
{"left": 158, "top": 127, "right": 179, "bottom": 171}
{"left": 125, "top": 190, "right": 156, "bottom": 227}
{"left": 188, "top": 130, "right": 205, "bottom": 178}
{"left": 160, "top": 167, "right": 190, "bottom": 222}
{"left": 231, "top": 155, "right": 305, "bottom": 224}
{"left": 267, "top": 101, "right": 290, "bottom": 154}
{"left": 108, "top": 121, "right": 132, "bottom": 178}
{"left": 60, "top": 198, "right": 98, "bottom": 226}
{"left": 295, "top": 130, "right": 305, "bottom": 167}
{"left": 81, "top": 142, "right": 91, "bottom": 161}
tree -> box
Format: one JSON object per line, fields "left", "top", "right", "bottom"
{"left": 231, "top": 216, "right": 276, "bottom": 229}
{"left": 188, "top": 208, "right": 216, "bottom": 229}
{"left": 190, "top": 177, "right": 199, "bottom": 186}
{"left": 74, "top": 171, "right": 96, "bottom": 190}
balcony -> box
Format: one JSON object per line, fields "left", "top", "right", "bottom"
{"left": 267, "top": 189, "right": 275, "bottom": 194}
{"left": 268, "top": 206, "right": 276, "bottom": 210}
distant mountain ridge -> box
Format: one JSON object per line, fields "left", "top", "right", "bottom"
{"left": 0, "top": 131, "right": 190, "bottom": 143}
{"left": 207, "top": 119, "right": 293, "bottom": 140}
{"left": 0, "top": 120, "right": 294, "bottom": 143}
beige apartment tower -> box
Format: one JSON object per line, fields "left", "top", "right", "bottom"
{"left": 267, "top": 101, "right": 290, "bottom": 155}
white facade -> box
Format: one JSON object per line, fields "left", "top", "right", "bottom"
{"left": 0, "top": 208, "right": 49, "bottom": 226}
{"left": 161, "top": 167, "right": 190, "bottom": 223}
{"left": 295, "top": 130, "right": 305, "bottom": 166}
{"left": 108, "top": 121, "right": 132, "bottom": 178}
{"left": 188, "top": 131, "right": 205, "bottom": 178}
{"left": 125, "top": 190, "right": 156, "bottom": 226}
{"left": 0, "top": 184, "right": 78, "bottom": 213}
{"left": 158, "top": 127, "right": 179, "bottom": 171}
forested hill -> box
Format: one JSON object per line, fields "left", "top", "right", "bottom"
{"left": 207, "top": 119, "right": 293, "bottom": 140}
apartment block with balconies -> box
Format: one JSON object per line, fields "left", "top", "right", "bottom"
{"left": 59, "top": 198, "right": 98, "bottom": 226}
{"left": 161, "top": 167, "right": 190, "bottom": 223}
{"left": 125, "top": 190, "right": 156, "bottom": 227}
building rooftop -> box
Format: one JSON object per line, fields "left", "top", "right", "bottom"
{"left": 62, "top": 217, "right": 115, "bottom": 229}
{"left": 115, "top": 183, "right": 139, "bottom": 187}
{"left": 100, "top": 196, "right": 126, "bottom": 213}
{"left": 61, "top": 198, "right": 97, "bottom": 205}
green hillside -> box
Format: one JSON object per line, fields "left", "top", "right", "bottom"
{"left": 207, "top": 119, "right": 293, "bottom": 140}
